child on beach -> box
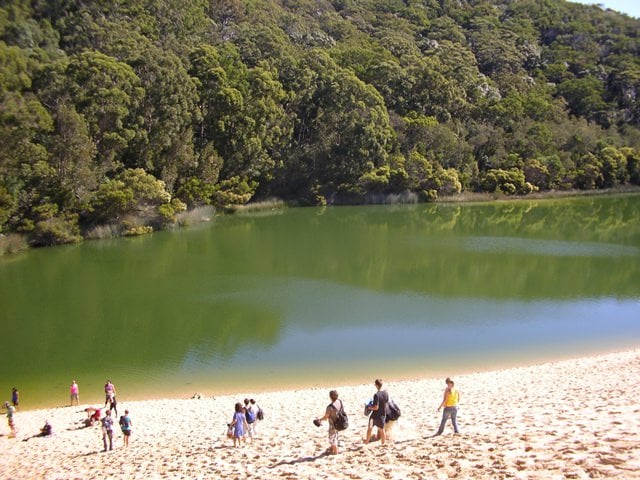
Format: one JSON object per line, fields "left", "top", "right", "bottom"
{"left": 229, "top": 402, "right": 248, "bottom": 447}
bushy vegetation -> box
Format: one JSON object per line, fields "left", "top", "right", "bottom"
{"left": 1, "top": 0, "right": 640, "bottom": 246}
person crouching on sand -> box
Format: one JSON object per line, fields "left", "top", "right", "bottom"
{"left": 230, "top": 402, "right": 248, "bottom": 447}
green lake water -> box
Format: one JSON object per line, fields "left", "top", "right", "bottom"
{"left": 1, "top": 194, "right": 639, "bottom": 409}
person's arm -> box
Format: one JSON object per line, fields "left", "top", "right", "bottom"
{"left": 438, "top": 388, "right": 449, "bottom": 410}
{"left": 316, "top": 405, "right": 332, "bottom": 423}
{"left": 368, "top": 394, "right": 380, "bottom": 412}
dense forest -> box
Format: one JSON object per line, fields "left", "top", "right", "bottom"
{"left": 1, "top": 0, "right": 640, "bottom": 248}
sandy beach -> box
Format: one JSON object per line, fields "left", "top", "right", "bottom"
{"left": 1, "top": 349, "right": 639, "bottom": 479}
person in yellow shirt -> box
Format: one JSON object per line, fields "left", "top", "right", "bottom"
{"left": 435, "top": 377, "right": 460, "bottom": 435}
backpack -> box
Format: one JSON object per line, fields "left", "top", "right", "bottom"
{"left": 332, "top": 402, "right": 349, "bottom": 431}
{"left": 245, "top": 408, "right": 256, "bottom": 424}
{"left": 386, "top": 398, "right": 401, "bottom": 421}
{"left": 256, "top": 406, "right": 264, "bottom": 421}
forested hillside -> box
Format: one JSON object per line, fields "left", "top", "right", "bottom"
{"left": 1, "top": 0, "right": 640, "bottom": 246}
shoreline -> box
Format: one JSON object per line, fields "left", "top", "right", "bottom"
{"left": 11, "top": 340, "right": 638, "bottom": 412}
{"left": 3, "top": 187, "right": 640, "bottom": 257}
{"left": 2, "top": 348, "right": 639, "bottom": 479}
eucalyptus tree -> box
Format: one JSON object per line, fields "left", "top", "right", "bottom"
{"left": 65, "top": 50, "right": 144, "bottom": 173}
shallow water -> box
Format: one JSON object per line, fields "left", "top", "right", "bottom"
{"left": 1, "top": 194, "right": 639, "bottom": 408}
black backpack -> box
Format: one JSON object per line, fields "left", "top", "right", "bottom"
{"left": 386, "top": 398, "right": 401, "bottom": 421}
{"left": 333, "top": 402, "right": 349, "bottom": 431}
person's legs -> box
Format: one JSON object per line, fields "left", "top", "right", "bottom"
{"left": 450, "top": 407, "right": 460, "bottom": 433}
{"left": 108, "top": 431, "right": 113, "bottom": 450}
{"left": 372, "top": 417, "right": 386, "bottom": 444}
{"left": 103, "top": 432, "right": 108, "bottom": 451}
{"left": 436, "top": 408, "right": 450, "bottom": 435}
{"left": 328, "top": 428, "right": 339, "bottom": 454}
{"left": 378, "top": 424, "right": 386, "bottom": 445}
{"left": 364, "top": 417, "right": 373, "bottom": 443}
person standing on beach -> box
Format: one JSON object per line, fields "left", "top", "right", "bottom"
{"left": 364, "top": 379, "right": 388, "bottom": 445}
{"left": 314, "top": 390, "right": 343, "bottom": 455}
{"left": 101, "top": 410, "right": 114, "bottom": 451}
{"left": 244, "top": 398, "right": 256, "bottom": 442}
{"left": 3, "top": 401, "right": 16, "bottom": 437}
{"left": 104, "top": 380, "right": 118, "bottom": 416}
{"left": 229, "top": 402, "right": 248, "bottom": 447}
{"left": 435, "top": 377, "right": 460, "bottom": 436}
{"left": 11, "top": 388, "right": 19, "bottom": 410}
{"left": 70, "top": 381, "right": 79, "bottom": 406}
{"left": 104, "top": 380, "right": 116, "bottom": 406}
{"left": 119, "top": 410, "right": 132, "bottom": 447}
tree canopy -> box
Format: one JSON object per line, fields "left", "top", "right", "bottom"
{"left": 1, "top": 0, "right": 640, "bottom": 245}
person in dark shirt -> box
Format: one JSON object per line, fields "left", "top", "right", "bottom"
{"left": 364, "top": 378, "right": 388, "bottom": 445}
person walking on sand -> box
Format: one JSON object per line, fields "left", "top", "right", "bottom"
{"left": 364, "top": 379, "right": 388, "bottom": 445}
{"left": 70, "top": 381, "right": 79, "bottom": 406}
{"left": 250, "top": 398, "right": 263, "bottom": 432}
{"left": 119, "top": 410, "right": 132, "bottom": 447}
{"left": 101, "top": 410, "right": 114, "bottom": 451}
{"left": 106, "top": 392, "right": 118, "bottom": 417}
{"left": 314, "top": 390, "right": 343, "bottom": 455}
{"left": 3, "top": 401, "right": 16, "bottom": 437}
{"left": 229, "top": 402, "right": 248, "bottom": 447}
{"left": 244, "top": 398, "right": 256, "bottom": 442}
{"left": 434, "top": 377, "right": 460, "bottom": 436}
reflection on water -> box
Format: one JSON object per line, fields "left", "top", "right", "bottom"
{"left": 1, "top": 194, "right": 639, "bottom": 408}
{"left": 461, "top": 236, "right": 640, "bottom": 257}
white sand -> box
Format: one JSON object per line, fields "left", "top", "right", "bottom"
{"left": 1, "top": 349, "right": 639, "bottom": 479}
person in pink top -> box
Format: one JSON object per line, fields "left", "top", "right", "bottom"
{"left": 70, "top": 380, "right": 79, "bottom": 406}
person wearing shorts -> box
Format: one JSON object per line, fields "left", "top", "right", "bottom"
{"left": 364, "top": 379, "right": 388, "bottom": 445}
{"left": 314, "top": 390, "right": 342, "bottom": 455}
{"left": 119, "top": 410, "right": 132, "bottom": 447}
